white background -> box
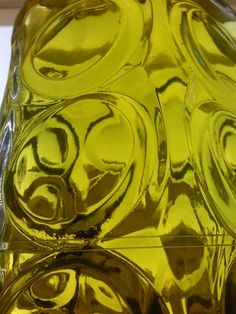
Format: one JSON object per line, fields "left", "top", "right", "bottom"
{"left": 0, "top": 8, "right": 17, "bottom": 105}
{"left": 0, "top": 26, "right": 12, "bottom": 104}
{"left": 0, "top": 8, "right": 18, "bottom": 105}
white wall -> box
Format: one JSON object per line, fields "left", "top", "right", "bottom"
{"left": 0, "top": 9, "right": 18, "bottom": 105}
{"left": 0, "top": 26, "right": 13, "bottom": 105}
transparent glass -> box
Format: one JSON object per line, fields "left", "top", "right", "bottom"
{"left": 1, "top": 0, "right": 236, "bottom": 313}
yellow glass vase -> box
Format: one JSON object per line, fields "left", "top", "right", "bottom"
{"left": 1, "top": 0, "right": 236, "bottom": 312}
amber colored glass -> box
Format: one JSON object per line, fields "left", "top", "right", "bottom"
{"left": 1, "top": 0, "right": 236, "bottom": 313}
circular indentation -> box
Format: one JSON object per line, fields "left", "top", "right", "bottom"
{"left": 22, "top": 0, "right": 149, "bottom": 98}
{"left": 170, "top": 2, "right": 236, "bottom": 99}
{"left": 4, "top": 93, "right": 155, "bottom": 245}
{"left": 34, "top": 1, "right": 121, "bottom": 80}
{"left": 27, "top": 185, "right": 64, "bottom": 221}
{"left": 213, "top": 115, "right": 236, "bottom": 194}
{"left": 219, "top": 124, "right": 236, "bottom": 171}
{"left": 190, "top": 101, "right": 236, "bottom": 233}
{"left": 0, "top": 250, "right": 168, "bottom": 313}
{"left": 223, "top": 134, "right": 236, "bottom": 168}
{"left": 30, "top": 270, "right": 76, "bottom": 306}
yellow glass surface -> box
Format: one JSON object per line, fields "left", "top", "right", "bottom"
{"left": 1, "top": 0, "right": 236, "bottom": 313}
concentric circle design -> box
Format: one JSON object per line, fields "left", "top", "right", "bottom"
{"left": 169, "top": 1, "right": 236, "bottom": 100}
{"left": 0, "top": 250, "right": 168, "bottom": 313}
{"left": 190, "top": 101, "right": 236, "bottom": 234}
{"left": 4, "top": 93, "right": 155, "bottom": 245}
{"left": 22, "top": 0, "right": 149, "bottom": 98}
